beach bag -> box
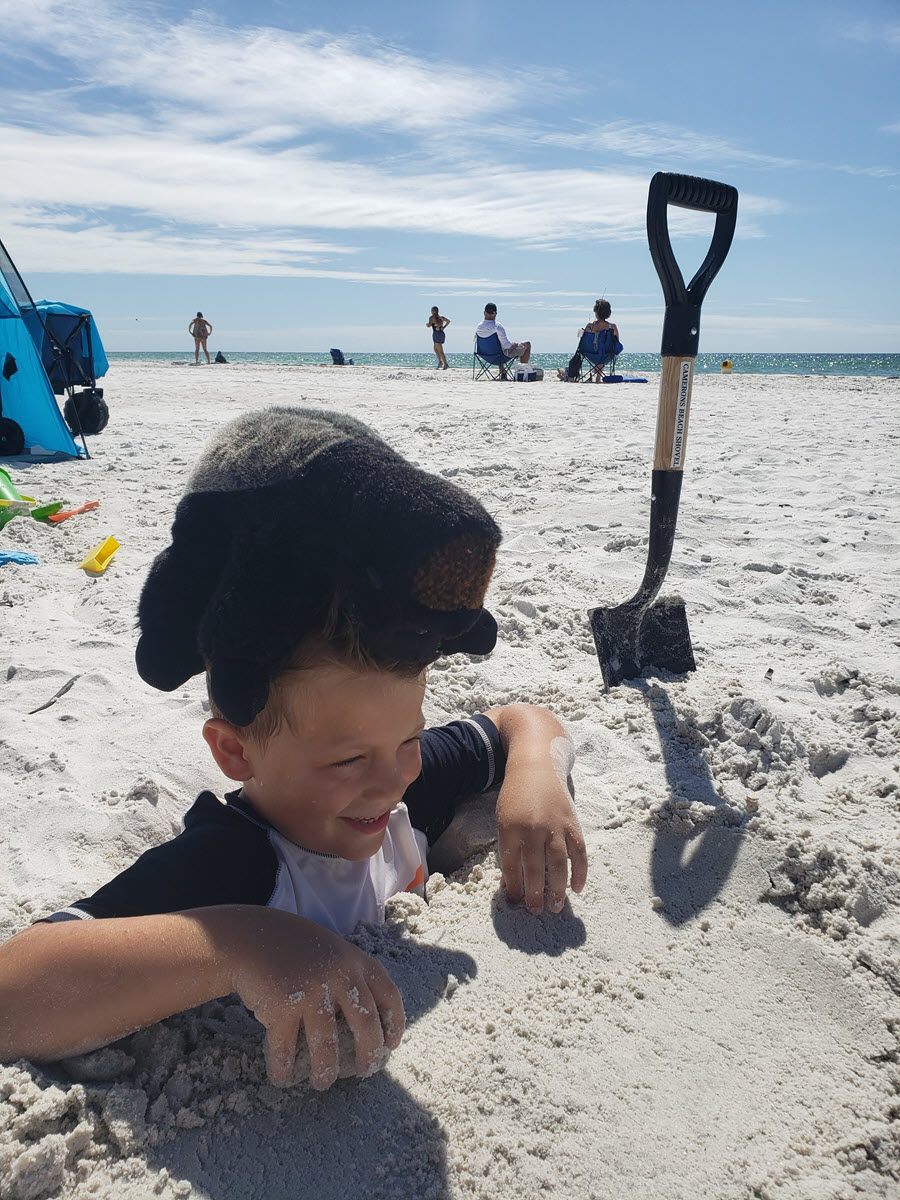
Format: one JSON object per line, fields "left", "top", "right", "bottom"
{"left": 214, "top": 351, "right": 228, "bottom": 363}
{"left": 64, "top": 389, "right": 109, "bottom": 436}
{"left": 566, "top": 352, "right": 582, "bottom": 381}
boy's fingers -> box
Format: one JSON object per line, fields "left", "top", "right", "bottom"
{"left": 499, "top": 832, "right": 524, "bottom": 903}
{"left": 367, "top": 969, "right": 406, "bottom": 1050}
{"left": 522, "top": 835, "right": 548, "bottom": 914}
{"left": 263, "top": 1011, "right": 301, "bottom": 1088}
{"left": 303, "top": 1005, "right": 340, "bottom": 1092}
{"left": 567, "top": 828, "right": 589, "bottom": 894}
{"left": 337, "top": 982, "right": 386, "bottom": 1077}
{"left": 546, "top": 834, "right": 570, "bottom": 914}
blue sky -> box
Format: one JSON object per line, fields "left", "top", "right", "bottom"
{"left": 0, "top": 0, "right": 897, "bottom": 353}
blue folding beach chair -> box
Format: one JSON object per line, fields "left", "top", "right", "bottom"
{"left": 473, "top": 334, "right": 514, "bottom": 381}
{"left": 575, "top": 327, "right": 622, "bottom": 382}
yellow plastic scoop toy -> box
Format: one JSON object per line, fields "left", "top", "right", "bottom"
{"left": 78, "top": 536, "right": 120, "bottom": 574}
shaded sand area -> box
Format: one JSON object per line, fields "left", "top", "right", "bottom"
{"left": 1, "top": 362, "right": 899, "bottom": 1199}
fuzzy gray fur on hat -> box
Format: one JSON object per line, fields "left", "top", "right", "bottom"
{"left": 135, "top": 407, "right": 501, "bottom": 727}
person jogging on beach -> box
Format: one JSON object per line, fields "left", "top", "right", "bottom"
{"left": 189, "top": 312, "right": 213, "bottom": 364}
{"left": 426, "top": 306, "right": 450, "bottom": 370}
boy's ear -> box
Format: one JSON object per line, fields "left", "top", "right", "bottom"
{"left": 202, "top": 719, "right": 255, "bottom": 782}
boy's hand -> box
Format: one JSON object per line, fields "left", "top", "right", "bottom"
{"left": 496, "top": 765, "right": 588, "bottom": 915}
{"left": 484, "top": 704, "right": 588, "bottom": 917}
{"left": 225, "top": 909, "right": 405, "bottom": 1090}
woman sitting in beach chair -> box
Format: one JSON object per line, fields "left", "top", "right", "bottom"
{"left": 573, "top": 302, "right": 624, "bottom": 381}
{"left": 576, "top": 327, "right": 622, "bottom": 382}
{"left": 577, "top": 300, "right": 622, "bottom": 382}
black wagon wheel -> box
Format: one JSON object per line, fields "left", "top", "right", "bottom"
{"left": 0, "top": 417, "right": 24, "bottom": 456}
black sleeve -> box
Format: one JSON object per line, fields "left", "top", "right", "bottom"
{"left": 42, "top": 792, "right": 279, "bottom": 922}
{"left": 403, "top": 714, "right": 506, "bottom": 846}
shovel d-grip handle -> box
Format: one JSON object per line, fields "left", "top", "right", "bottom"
{"left": 627, "top": 173, "right": 738, "bottom": 609}
{"left": 647, "top": 171, "right": 738, "bottom": 475}
{"left": 648, "top": 171, "right": 738, "bottom": 360}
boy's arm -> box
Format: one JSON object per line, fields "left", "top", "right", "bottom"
{"left": 0, "top": 905, "right": 404, "bottom": 1091}
{"left": 482, "top": 704, "right": 588, "bottom": 915}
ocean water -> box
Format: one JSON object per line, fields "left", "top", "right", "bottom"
{"left": 106, "top": 351, "right": 900, "bottom": 377}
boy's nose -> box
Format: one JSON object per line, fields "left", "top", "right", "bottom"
{"left": 364, "top": 761, "right": 402, "bottom": 800}
{"left": 365, "top": 754, "right": 419, "bottom": 802}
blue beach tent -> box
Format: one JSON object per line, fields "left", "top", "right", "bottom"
{"left": 0, "top": 236, "right": 98, "bottom": 459}
{"left": 0, "top": 271, "right": 81, "bottom": 459}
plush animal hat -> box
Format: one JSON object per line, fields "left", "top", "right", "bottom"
{"left": 135, "top": 407, "right": 501, "bottom": 726}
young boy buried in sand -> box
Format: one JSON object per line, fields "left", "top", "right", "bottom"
{"left": 0, "top": 408, "right": 586, "bottom": 1091}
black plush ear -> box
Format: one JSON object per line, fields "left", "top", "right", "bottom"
{"left": 135, "top": 544, "right": 207, "bottom": 692}
{"left": 442, "top": 609, "right": 498, "bottom": 656}
{"left": 135, "top": 491, "right": 244, "bottom": 695}
{"left": 207, "top": 658, "right": 270, "bottom": 728}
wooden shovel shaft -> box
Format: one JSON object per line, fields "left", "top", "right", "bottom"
{"left": 653, "top": 355, "right": 696, "bottom": 471}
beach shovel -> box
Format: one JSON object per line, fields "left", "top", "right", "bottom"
{"left": 589, "top": 171, "right": 738, "bottom": 687}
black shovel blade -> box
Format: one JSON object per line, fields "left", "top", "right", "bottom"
{"left": 589, "top": 593, "right": 696, "bottom": 688}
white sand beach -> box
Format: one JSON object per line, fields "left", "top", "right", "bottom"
{"left": 1, "top": 362, "right": 899, "bottom": 1200}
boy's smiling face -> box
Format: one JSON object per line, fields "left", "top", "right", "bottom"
{"left": 203, "top": 664, "right": 426, "bottom": 860}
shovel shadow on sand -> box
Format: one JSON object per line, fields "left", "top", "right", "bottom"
{"left": 637, "top": 681, "right": 746, "bottom": 926}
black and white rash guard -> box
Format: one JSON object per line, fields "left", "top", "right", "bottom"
{"left": 43, "top": 715, "right": 504, "bottom": 937}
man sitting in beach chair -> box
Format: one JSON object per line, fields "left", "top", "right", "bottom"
{"left": 473, "top": 303, "right": 531, "bottom": 381}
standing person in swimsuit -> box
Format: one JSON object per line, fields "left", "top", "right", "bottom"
{"left": 426, "top": 306, "right": 450, "bottom": 370}
{"left": 189, "top": 312, "right": 213, "bottom": 364}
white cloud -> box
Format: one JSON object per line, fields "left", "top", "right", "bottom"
{"left": 0, "top": 122, "right": 710, "bottom": 251}
{"left": 0, "top": 212, "right": 532, "bottom": 290}
{"left": 841, "top": 19, "right": 900, "bottom": 49}
{"left": 536, "top": 120, "right": 897, "bottom": 179}
{"left": 0, "top": 0, "right": 525, "bottom": 138}
{"left": 0, "top": 113, "right": 783, "bottom": 275}
{"left": 0, "top": 2, "right": 787, "bottom": 281}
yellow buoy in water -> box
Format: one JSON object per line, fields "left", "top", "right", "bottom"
{"left": 721, "top": 359, "right": 733, "bottom": 373}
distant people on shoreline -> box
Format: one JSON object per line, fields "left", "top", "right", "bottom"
{"left": 426, "top": 307, "right": 450, "bottom": 370}
{"left": 189, "top": 312, "right": 213, "bottom": 364}
{"left": 474, "top": 303, "right": 531, "bottom": 379}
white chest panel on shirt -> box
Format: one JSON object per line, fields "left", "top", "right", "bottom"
{"left": 266, "top": 802, "right": 428, "bottom": 935}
